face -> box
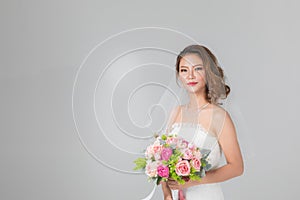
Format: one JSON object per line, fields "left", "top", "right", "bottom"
{"left": 178, "top": 53, "right": 206, "bottom": 94}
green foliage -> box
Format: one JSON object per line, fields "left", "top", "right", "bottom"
{"left": 170, "top": 171, "right": 184, "bottom": 185}
{"left": 156, "top": 176, "right": 162, "bottom": 185}
{"left": 133, "top": 157, "right": 147, "bottom": 170}
{"left": 162, "top": 160, "right": 168, "bottom": 165}
{"left": 188, "top": 166, "right": 202, "bottom": 181}
{"left": 161, "top": 134, "right": 167, "bottom": 140}
{"left": 164, "top": 143, "right": 170, "bottom": 148}
{"left": 190, "top": 175, "right": 201, "bottom": 181}
{"left": 194, "top": 171, "right": 202, "bottom": 177}
{"left": 162, "top": 177, "right": 168, "bottom": 182}
{"left": 201, "top": 157, "right": 212, "bottom": 172}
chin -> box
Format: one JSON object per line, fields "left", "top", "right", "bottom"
{"left": 187, "top": 88, "right": 201, "bottom": 93}
{"left": 185, "top": 86, "right": 205, "bottom": 94}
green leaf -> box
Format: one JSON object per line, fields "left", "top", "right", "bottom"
{"left": 164, "top": 143, "right": 170, "bottom": 147}
{"left": 133, "top": 158, "right": 147, "bottom": 170}
{"left": 162, "top": 160, "right": 168, "bottom": 165}
{"left": 200, "top": 169, "right": 206, "bottom": 177}
{"left": 194, "top": 171, "right": 201, "bottom": 177}
{"left": 162, "top": 177, "right": 168, "bottom": 182}
{"left": 156, "top": 176, "right": 162, "bottom": 185}
{"left": 178, "top": 178, "right": 185, "bottom": 185}
{"left": 190, "top": 174, "right": 201, "bottom": 181}
{"left": 204, "top": 163, "right": 212, "bottom": 171}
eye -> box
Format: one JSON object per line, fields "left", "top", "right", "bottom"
{"left": 195, "top": 67, "right": 203, "bottom": 71}
{"left": 180, "top": 69, "right": 187, "bottom": 72}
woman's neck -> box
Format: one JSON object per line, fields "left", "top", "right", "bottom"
{"left": 187, "top": 91, "right": 209, "bottom": 109}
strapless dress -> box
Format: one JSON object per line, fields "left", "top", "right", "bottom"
{"left": 168, "top": 122, "right": 224, "bottom": 200}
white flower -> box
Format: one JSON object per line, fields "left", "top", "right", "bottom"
{"left": 145, "top": 160, "right": 160, "bottom": 178}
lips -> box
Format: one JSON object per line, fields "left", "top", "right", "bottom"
{"left": 187, "top": 82, "right": 198, "bottom": 86}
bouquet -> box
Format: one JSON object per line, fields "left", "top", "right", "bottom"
{"left": 133, "top": 132, "right": 211, "bottom": 185}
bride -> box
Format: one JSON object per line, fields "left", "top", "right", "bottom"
{"left": 160, "top": 45, "right": 244, "bottom": 200}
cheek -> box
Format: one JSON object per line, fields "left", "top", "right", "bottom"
{"left": 197, "top": 73, "right": 206, "bottom": 82}
{"left": 178, "top": 74, "right": 185, "bottom": 82}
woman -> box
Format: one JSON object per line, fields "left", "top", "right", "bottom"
{"left": 161, "top": 45, "right": 244, "bottom": 200}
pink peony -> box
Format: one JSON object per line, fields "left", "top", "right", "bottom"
{"left": 190, "top": 157, "right": 201, "bottom": 171}
{"left": 157, "top": 164, "right": 169, "bottom": 178}
{"left": 161, "top": 148, "right": 173, "bottom": 161}
{"left": 175, "top": 160, "right": 191, "bottom": 176}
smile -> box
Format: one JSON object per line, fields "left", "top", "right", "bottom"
{"left": 187, "top": 82, "right": 198, "bottom": 86}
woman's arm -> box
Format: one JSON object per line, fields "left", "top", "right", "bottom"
{"left": 168, "top": 110, "right": 244, "bottom": 189}
{"left": 196, "top": 110, "right": 244, "bottom": 184}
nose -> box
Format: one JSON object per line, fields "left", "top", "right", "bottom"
{"left": 187, "top": 69, "right": 195, "bottom": 79}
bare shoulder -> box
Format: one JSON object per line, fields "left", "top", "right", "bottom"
{"left": 205, "top": 103, "right": 234, "bottom": 135}
{"left": 206, "top": 103, "right": 229, "bottom": 118}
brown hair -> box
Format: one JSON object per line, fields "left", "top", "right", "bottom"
{"left": 175, "top": 44, "right": 230, "bottom": 104}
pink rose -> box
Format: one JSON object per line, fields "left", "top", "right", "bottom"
{"left": 161, "top": 148, "right": 172, "bottom": 161}
{"left": 182, "top": 148, "right": 193, "bottom": 160}
{"left": 190, "top": 158, "right": 201, "bottom": 171}
{"left": 175, "top": 160, "right": 191, "bottom": 176}
{"left": 152, "top": 145, "right": 163, "bottom": 154}
{"left": 177, "top": 139, "right": 188, "bottom": 149}
{"left": 193, "top": 149, "right": 202, "bottom": 159}
{"left": 182, "top": 140, "right": 189, "bottom": 148}
{"left": 145, "top": 144, "right": 163, "bottom": 159}
{"left": 157, "top": 164, "right": 169, "bottom": 178}
{"left": 188, "top": 143, "right": 196, "bottom": 150}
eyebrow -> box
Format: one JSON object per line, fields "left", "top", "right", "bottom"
{"left": 180, "top": 64, "right": 203, "bottom": 68}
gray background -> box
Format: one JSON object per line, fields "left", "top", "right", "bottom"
{"left": 1, "top": 0, "right": 299, "bottom": 199}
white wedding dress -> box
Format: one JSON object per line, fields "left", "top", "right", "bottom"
{"left": 168, "top": 122, "right": 224, "bottom": 200}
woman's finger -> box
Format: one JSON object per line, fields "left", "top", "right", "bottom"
{"left": 167, "top": 181, "right": 178, "bottom": 188}
{"left": 169, "top": 185, "right": 179, "bottom": 190}
{"left": 167, "top": 180, "right": 176, "bottom": 186}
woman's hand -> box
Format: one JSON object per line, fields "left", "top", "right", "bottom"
{"left": 167, "top": 178, "right": 197, "bottom": 190}
{"left": 161, "top": 180, "right": 173, "bottom": 200}
{"left": 164, "top": 196, "right": 173, "bottom": 200}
